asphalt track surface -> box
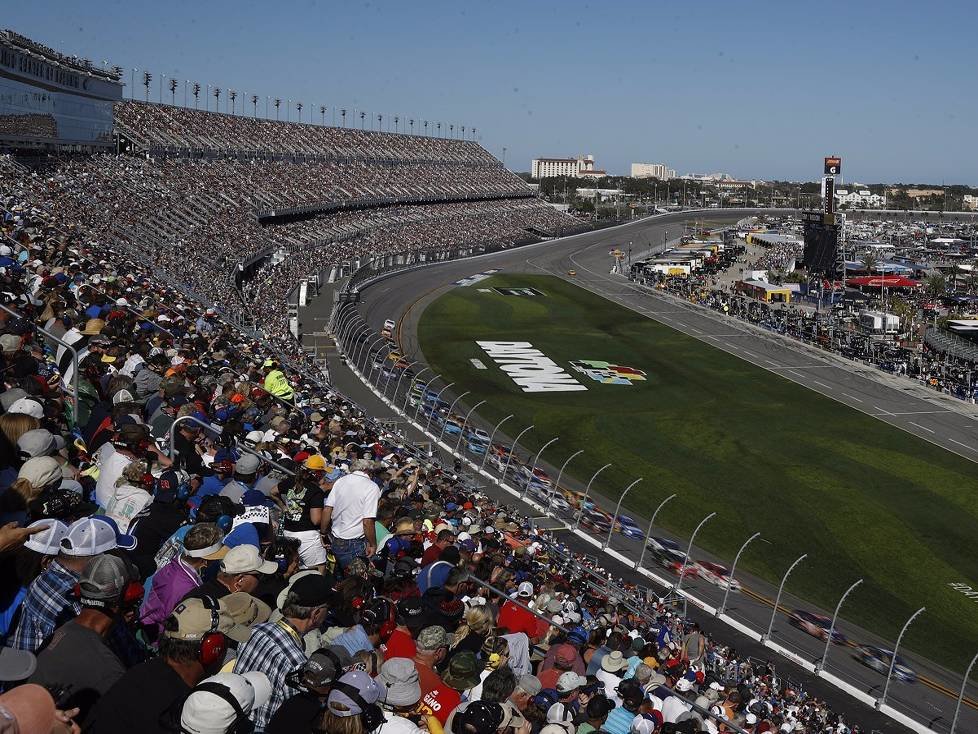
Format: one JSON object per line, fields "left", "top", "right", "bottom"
{"left": 307, "top": 211, "right": 978, "bottom": 734}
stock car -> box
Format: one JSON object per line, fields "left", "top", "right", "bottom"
{"left": 646, "top": 535, "right": 681, "bottom": 553}
{"left": 854, "top": 646, "right": 917, "bottom": 683}
{"left": 788, "top": 609, "right": 848, "bottom": 645}
{"left": 441, "top": 417, "right": 464, "bottom": 436}
{"left": 654, "top": 547, "right": 702, "bottom": 579}
{"left": 576, "top": 507, "right": 613, "bottom": 534}
{"left": 616, "top": 514, "right": 645, "bottom": 540}
{"left": 698, "top": 561, "right": 741, "bottom": 592}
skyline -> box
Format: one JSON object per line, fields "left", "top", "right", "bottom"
{"left": 9, "top": 0, "right": 977, "bottom": 184}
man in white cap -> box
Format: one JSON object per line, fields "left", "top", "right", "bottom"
{"left": 10, "top": 516, "right": 124, "bottom": 652}
{"left": 182, "top": 544, "right": 277, "bottom": 602}
{"left": 180, "top": 671, "right": 272, "bottom": 734}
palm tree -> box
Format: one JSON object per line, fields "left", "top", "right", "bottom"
{"left": 377, "top": 113, "right": 383, "bottom": 132}
{"left": 950, "top": 263, "right": 963, "bottom": 292}
{"left": 251, "top": 95, "right": 258, "bottom": 117}
{"left": 925, "top": 273, "right": 947, "bottom": 300}
{"left": 320, "top": 105, "right": 326, "bottom": 125}
{"left": 213, "top": 87, "right": 221, "bottom": 112}
{"left": 229, "top": 90, "right": 237, "bottom": 114}
{"left": 394, "top": 116, "right": 399, "bottom": 133}
{"left": 274, "top": 98, "right": 281, "bottom": 120}
{"left": 360, "top": 111, "right": 365, "bottom": 129}
{"left": 296, "top": 101, "right": 303, "bottom": 122}
{"left": 340, "top": 108, "right": 346, "bottom": 127}
{"left": 860, "top": 249, "right": 879, "bottom": 274}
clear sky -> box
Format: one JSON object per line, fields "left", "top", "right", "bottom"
{"left": 9, "top": 1, "right": 976, "bottom": 183}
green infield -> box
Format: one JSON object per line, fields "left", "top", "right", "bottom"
{"left": 417, "top": 273, "right": 978, "bottom": 668}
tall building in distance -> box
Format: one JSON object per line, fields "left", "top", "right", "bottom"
{"left": 631, "top": 162, "right": 676, "bottom": 179}
{"left": 531, "top": 154, "right": 606, "bottom": 179}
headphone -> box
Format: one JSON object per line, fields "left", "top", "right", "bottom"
{"left": 198, "top": 595, "right": 229, "bottom": 668}
{"left": 331, "top": 681, "right": 385, "bottom": 732}
{"left": 183, "top": 681, "right": 254, "bottom": 734}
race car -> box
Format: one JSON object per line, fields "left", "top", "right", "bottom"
{"left": 576, "top": 507, "right": 612, "bottom": 534}
{"left": 698, "top": 561, "right": 741, "bottom": 592}
{"left": 788, "top": 609, "right": 847, "bottom": 645}
{"left": 615, "top": 514, "right": 645, "bottom": 541}
{"left": 854, "top": 645, "right": 917, "bottom": 683}
{"left": 655, "top": 547, "right": 701, "bottom": 579}
{"left": 646, "top": 535, "right": 681, "bottom": 553}
{"left": 568, "top": 270, "right": 577, "bottom": 276}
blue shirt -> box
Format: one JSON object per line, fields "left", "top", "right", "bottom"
{"left": 604, "top": 706, "right": 638, "bottom": 734}
{"left": 331, "top": 624, "right": 373, "bottom": 656}
{"left": 9, "top": 560, "right": 81, "bottom": 652}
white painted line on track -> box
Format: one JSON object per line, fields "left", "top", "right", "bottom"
{"left": 841, "top": 392, "right": 864, "bottom": 403}
{"left": 908, "top": 422, "right": 935, "bottom": 434}
{"left": 765, "top": 360, "right": 780, "bottom": 367}
{"left": 949, "top": 438, "right": 978, "bottom": 451}
{"left": 875, "top": 405, "right": 895, "bottom": 416}
{"left": 812, "top": 380, "right": 832, "bottom": 389}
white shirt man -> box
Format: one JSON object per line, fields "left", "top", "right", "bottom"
{"left": 321, "top": 459, "right": 380, "bottom": 568}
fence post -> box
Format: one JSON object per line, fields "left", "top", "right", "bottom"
{"left": 636, "top": 493, "right": 677, "bottom": 570}
{"left": 951, "top": 648, "right": 978, "bottom": 734}
{"left": 604, "top": 478, "right": 643, "bottom": 549}
{"left": 575, "top": 463, "right": 613, "bottom": 530}
{"left": 424, "top": 382, "right": 455, "bottom": 434}
{"left": 437, "top": 391, "right": 470, "bottom": 443}
{"left": 548, "top": 449, "right": 583, "bottom": 515}
{"left": 763, "top": 554, "right": 808, "bottom": 642}
{"left": 817, "top": 578, "right": 863, "bottom": 674}
{"left": 521, "top": 437, "right": 559, "bottom": 500}
{"left": 401, "top": 366, "right": 431, "bottom": 412}
{"left": 878, "top": 606, "right": 925, "bottom": 708}
{"left": 718, "top": 532, "right": 760, "bottom": 615}
{"left": 479, "top": 414, "right": 514, "bottom": 472}
{"left": 453, "top": 400, "right": 487, "bottom": 456}
{"left": 501, "top": 425, "right": 535, "bottom": 483}
{"left": 675, "top": 512, "right": 717, "bottom": 595}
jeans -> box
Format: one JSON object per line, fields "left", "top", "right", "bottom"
{"left": 331, "top": 535, "right": 367, "bottom": 570}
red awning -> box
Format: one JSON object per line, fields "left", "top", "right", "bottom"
{"left": 846, "top": 276, "right": 920, "bottom": 288}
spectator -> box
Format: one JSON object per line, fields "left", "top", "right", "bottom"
{"left": 412, "top": 625, "right": 459, "bottom": 725}
{"left": 321, "top": 458, "right": 381, "bottom": 569}
{"left": 183, "top": 543, "right": 277, "bottom": 602}
{"left": 265, "top": 644, "right": 353, "bottom": 733}
{"left": 319, "top": 669, "right": 386, "bottom": 734}
{"left": 179, "top": 671, "right": 273, "bottom": 734}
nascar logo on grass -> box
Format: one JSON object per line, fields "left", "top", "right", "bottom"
{"left": 570, "top": 360, "right": 647, "bottom": 385}
{"left": 476, "top": 341, "right": 587, "bottom": 393}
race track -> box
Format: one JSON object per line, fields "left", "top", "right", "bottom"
{"left": 310, "top": 210, "right": 978, "bottom": 734}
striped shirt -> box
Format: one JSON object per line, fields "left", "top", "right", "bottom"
{"left": 233, "top": 620, "right": 307, "bottom": 732}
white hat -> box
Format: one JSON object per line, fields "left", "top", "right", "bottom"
{"left": 547, "top": 702, "right": 574, "bottom": 724}
{"left": 221, "top": 544, "right": 278, "bottom": 575}
{"left": 516, "top": 581, "right": 534, "bottom": 597}
{"left": 7, "top": 398, "right": 43, "bottom": 419}
{"left": 116, "top": 298, "right": 130, "bottom": 307}
{"left": 24, "top": 519, "right": 69, "bottom": 555}
{"left": 675, "top": 677, "right": 693, "bottom": 692}
{"left": 61, "top": 517, "right": 130, "bottom": 556}
{"left": 180, "top": 672, "right": 272, "bottom": 734}
{"left": 745, "top": 713, "right": 758, "bottom": 725}
{"left": 457, "top": 532, "right": 471, "bottom": 542}
{"left": 245, "top": 430, "right": 265, "bottom": 444}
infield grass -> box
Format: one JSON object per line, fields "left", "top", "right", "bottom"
{"left": 418, "top": 273, "right": 978, "bottom": 669}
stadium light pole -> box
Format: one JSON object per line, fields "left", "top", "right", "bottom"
{"left": 604, "top": 478, "right": 643, "bottom": 549}
{"left": 403, "top": 367, "right": 433, "bottom": 413}
{"left": 501, "top": 425, "right": 535, "bottom": 484}
{"left": 817, "top": 578, "right": 863, "bottom": 675}
{"left": 575, "top": 463, "right": 613, "bottom": 530}
{"left": 763, "top": 554, "right": 808, "bottom": 642}
{"left": 879, "top": 607, "right": 926, "bottom": 709}
{"left": 675, "top": 512, "right": 717, "bottom": 595}
{"left": 951, "top": 649, "right": 978, "bottom": 734}
{"left": 548, "top": 449, "right": 583, "bottom": 516}
{"left": 522, "top": 437, "right": 559, "bottom": 500}
{"left": 479, "top": 414, "right": 514, "bottom": 472}
{"left": 437, "top": 391, "right": 470, "bottom": 444}
{"left": 424, "top": 382, "right": 456, "bottom": 434}
{"left": 454, "top": 400, "right": 486, "bottom": 456}
{"left": 636, "top": 493, "right": 678, "bottom": 570}
{"left": 718, "top": 531, "right": 761, "bottom": 615}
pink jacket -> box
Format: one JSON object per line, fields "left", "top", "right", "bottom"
{"left": 139, "top": 556, "right": 201, "bottom": 633}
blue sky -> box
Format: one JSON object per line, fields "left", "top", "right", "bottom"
{"left": 10, "top": 1, "right": 976, "bottom": 183}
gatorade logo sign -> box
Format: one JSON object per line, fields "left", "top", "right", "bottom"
{"left": 476, "top": 341, "right": 587, "bottom": 393}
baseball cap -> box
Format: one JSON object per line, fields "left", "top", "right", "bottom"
{"left": 164, "top": 598, "right": 233, "bottom": 641}
{"left": 79, "top": 555, "right": 129, "bottom": 604}
{"left": 17, "top": 457, "right": 61, "bottom": 490}
{"left": 327, "top": 670, "right": 386, "bottom": 716}
{"left": 92, "top": 515, "right": 138, "bottom": 550}
{"left": 23, "top": 520, "right": 67, "bottom": 556}
{"left": 378, "top": 657, "right": 422, "bottom": 706}
{"left": 585, "top": 695, "right": 616, "bottom": 720}
{"left": 235, "top": 454, "right": 261, "bottom": 475}
{"left": 443, "top": 652, "right": 481, "bottom": 691}
{"left": 517, "top": 674, "right": 542, "bottom": 696}
{"left": 416, "top": 625, "right": 449, "bottom": 651}
{"left": 303, "top": 454, "right": 327, "bottom": 471}
{"left": 60, "top": 516, "right": 133, "bottom": 556}
{"left": 7, "top": 397, "right": 42, "bottom": 419}
{"left": 302, "top": 645, "right": 354, "bottom": 688}
{"left": 180, "top": 672, "right": 272, "bottom": 734}
{"left": 288, "top": 573, "right": 334, "bottom": 607}
{"left": 396, "top": 596, "right": 427, "bottom": 633}
{"left": 219, "top": 592, "right": 271, "bottom": 643}
{"left": 17, "top": 429, "right": 66, "bottom": 459}
{"left": 220, "top": 544, "right": 278, "bottom": 575}
{"left": 556, "top": 672, "right": 587, "bottom": 694}
{"left": 516, "top": 581, "right": 534, "bottom": 597}
{"left": 547, "top": 702, "right": 575, "bottom": 724}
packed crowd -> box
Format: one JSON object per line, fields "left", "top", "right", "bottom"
{"left": 745, "top": 243, "right": 800, "bottom": 278}
{"left": 0, "top": 140, "right": 867, "bottom": 733}
{"left": 116, "top": 102, "right": 499, "bottom": 165}
{"left": 0, "top": 114, "right": 59, "bottom": 140}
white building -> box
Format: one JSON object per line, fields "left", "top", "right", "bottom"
{"left": 963, "top": 194, "right": 978, "bottom": 211}
{"left": 631, "top": 162, "right": 676, "bottom": 179}
{"left": 834, "top": 188, "right": 886, "bottom": 208}
{"left": 532, "top": 154, "right": 605, "bottom": 179}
